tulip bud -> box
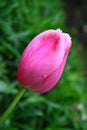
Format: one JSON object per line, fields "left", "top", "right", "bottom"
{"left": 17, "top": 29, "right": 71, "bottom": 93}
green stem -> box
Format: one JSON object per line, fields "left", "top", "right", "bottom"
{"left": 0, "top": 87, "right": 26, "bottom": 125}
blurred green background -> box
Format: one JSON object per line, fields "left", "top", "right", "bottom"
{"left": 0, "top": 0, "right": 87, "bottom": 130}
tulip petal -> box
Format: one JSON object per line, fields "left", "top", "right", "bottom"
{"left": 28, "top": 50, "right": 69, "bottom": 93}
{"left": 17, "top": 29, "right": 71, "bottom": 93}
{"left": 17, "top": 30, "right": 65, "bottom": 87}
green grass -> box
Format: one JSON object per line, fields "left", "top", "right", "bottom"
{"left": 0, "top": 0, "right": 86, "bottom": 130}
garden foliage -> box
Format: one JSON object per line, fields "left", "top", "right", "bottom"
{"left": 0, "top": 0, "right": 86, "bottom": 130}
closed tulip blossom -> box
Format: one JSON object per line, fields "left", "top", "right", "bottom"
{"left": 17, "top": 29, "right": 71, "bottom": 93}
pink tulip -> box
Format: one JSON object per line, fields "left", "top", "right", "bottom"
{"left": 17, "top": 29, "right": 71, "bottom": 93}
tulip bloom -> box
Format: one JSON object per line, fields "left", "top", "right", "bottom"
{"left": 17, "top": 29, "right": 71, "bottom": 93}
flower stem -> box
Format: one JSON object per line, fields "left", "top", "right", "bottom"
{"left": 0, "top": 87, "right": 26, "bottom": 125}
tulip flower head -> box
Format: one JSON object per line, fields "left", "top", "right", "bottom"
{"left": 17, "top": 29, "right": 71, "bottom": 93}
